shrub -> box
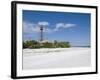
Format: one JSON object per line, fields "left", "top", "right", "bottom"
{"left": 23, "top": 40, "right": 71, "bottom": 49}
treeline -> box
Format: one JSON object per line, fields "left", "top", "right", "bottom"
{"left": 23, "top": 40, "right": 70, "bottom": 49}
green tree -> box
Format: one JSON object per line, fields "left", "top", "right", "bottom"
{"left": 23, "top": 40, "right": 71, "bottom": 49}
{"left": 43, "top": 42, "right": 53, "bottom": 48}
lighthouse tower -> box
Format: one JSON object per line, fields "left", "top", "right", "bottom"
{"left": 39, "top": 25, "right": 43, "bottom": 42}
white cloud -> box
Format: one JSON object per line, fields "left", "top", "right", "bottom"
{"left": 23, "top": 21, "right": 76, "bottom": 34}
{"left": 54, "top": 23, "right": 64, "bottom": 31}
{"left": 44, "top": 28, "right": 53, "bottom": 33}
{"left": 23, "top": 21, "right": 51, "bottom": 33}
{"left": 23, "top": 21, "right": 40, "bottom": 33}
{"left": 54, "top": 23, "right": 76, "bottom": 31}
{"left": 56, "top": 23, "right": 65, "bottom": 28}
{"left": 64, "top": 23, "right": 76, "bottom": 28}
{"left": 38, "top": 21, "right": 49, "bottom": 26}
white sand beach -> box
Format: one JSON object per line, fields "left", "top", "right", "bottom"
{"left": 23, "top": 48, "right": 91, "bottom": 70}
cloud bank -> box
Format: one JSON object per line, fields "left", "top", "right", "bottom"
{"left": 23, "top": 21, "right": 76, "bottom": 33}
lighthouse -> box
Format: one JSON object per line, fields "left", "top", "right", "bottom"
{"left": 40, "top": 25, "right": 43, "bottom": 42}
{"left": 38, "top": 21, "right": 49, "bottom": 43}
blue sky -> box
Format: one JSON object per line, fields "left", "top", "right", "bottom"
{"left": 23, "top": 10, "right": 90, "bottom": 46}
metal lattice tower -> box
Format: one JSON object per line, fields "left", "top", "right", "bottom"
{"left": 40, "top": 25, "right": 43, "bottom": 41}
